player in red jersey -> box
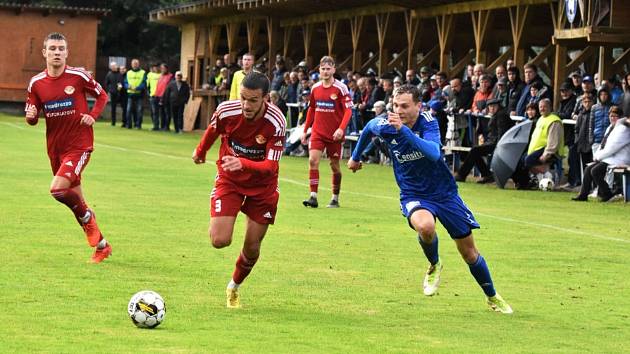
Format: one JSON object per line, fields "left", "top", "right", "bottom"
{"left": 192, "top": 72, "right": 286, "bottom": 308}
{"left": 25, "top": 33, "right": 111, "bottom": 263}
{"left": 301, "top": 56, "right": 353, "bottom": 208}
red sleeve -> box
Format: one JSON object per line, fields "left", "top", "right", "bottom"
{"left": 195, "top": 111, "right": 221, "bottom": 161}
{"left": 338, "top": 93, "right": 353, "bottom": 131}
{"left": 85, "top": 74, "right": 108, "bottom": 119}
{"left": 303, "top": 92, "right": 316, "bottom": 133}
{"left": 25, "top": 82, "right": 41, "bottom": 125}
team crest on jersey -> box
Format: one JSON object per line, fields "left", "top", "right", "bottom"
{"left": 330, "top": 93, "right": 337, "bottom": 100}
{"left": 255, "top": 134, "right": 267, "bottom": 144}
{"left": 64, "top": 86, "right": 75, "bottom": 95}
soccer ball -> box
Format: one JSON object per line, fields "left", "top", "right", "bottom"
{"left": 128, "top": 290, "right": 166, "bottom": 328}
{"left": 538, "top": 177, "right": 555, "bottom": 191}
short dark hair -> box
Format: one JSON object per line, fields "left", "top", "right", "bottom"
{"left": 241, "top": 71, "right": 270, "bottom": 95}
{"left": 525, "top": 102, "right": 539, "bottom": 111}
{"left": 320, "top": 56, "right": 335, "bottom": 67}
{"left": 44, "top": 32, "right": 66, "bottom": 47}
{"left": 609, "top": 105, "right": 622, "bottom": 116}
{"left": 393, "top": 84, "right": 421, "bottom": 103}
{"left": 524, "top": 63, "right": 538, "bottom": 72}
{"left": 436, "top": 71, "right": 447, "bottom": 79}
{"left": 507, "top": 66, "right": 520, "bottom": 76}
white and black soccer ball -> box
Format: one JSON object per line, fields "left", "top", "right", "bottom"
{"left": 538, "top": 177, "right": 555, "bottom": 191}
{"left": 128, "top": 290, "right": 166, "bottom": 328}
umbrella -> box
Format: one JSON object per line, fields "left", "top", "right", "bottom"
{"left": 491, "top": 120, "right": 533, "bottom": 188}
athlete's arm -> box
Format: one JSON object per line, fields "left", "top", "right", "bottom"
{"left": 25, "top": 83, "right": 41, "bottom": 125}
{"left": 83, "top": 75, "right": 109, "bottom": 125}
{"left": 234, "top": 131, "right": 284, "bottom": 176}
{"left": 390, "top": 112, "right": 441, "bottom": 162}
{"left": 333, "top": 95, "right": 353, "bottom": 141}
{"left": 350, "top": 118, "right": 377, "bottom": 162}
{"left": 193, "top": 113, "right": 220, "bottom": 163}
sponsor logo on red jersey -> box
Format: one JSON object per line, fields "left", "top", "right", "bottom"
{"left": 64, "top": 85, "right": 75, "bottom": 94}
{"left": 255, "top": 134, "right": 267, "bottom": 144}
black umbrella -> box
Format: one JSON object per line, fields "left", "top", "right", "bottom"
{"left": 491, "top": 120, "right": 533, "bottom": 188}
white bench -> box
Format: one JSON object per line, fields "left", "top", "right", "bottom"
{"left": 611, "top": 165, "right": 630, "bottom": 203}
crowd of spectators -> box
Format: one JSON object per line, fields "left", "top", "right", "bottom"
{"left": 103, "top": 51, "right": 630, "bottom": 199}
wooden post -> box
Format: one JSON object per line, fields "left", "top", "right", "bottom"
{"left": 266, "top": 17, "right": 280, "bottom": 77}
{"left": 302, "top": 23, "right": 313, "bottom": 66}
{"left": 435, "top": 14, "right": 454, "bottom": 72}
{"left": 598, "top": 46, "right": 613, "bottom": 83}
{"left": 509, "top": 5, "right": 529, "bottom": 70}
{"left": 471, "top": 9, "right": 492, "bottom": 66}
{"left": 325, "top": 19, "right": 338, "bottom": 57}
{"left": 246, "top": 19, "right": 260, "bottom": 55}
{"left": 553, "top": 44, "right": 567, "bottom": 110}
{"left": 225, "top": 22, "right": 240, "bottom": 63}
{"left": 375, "top": 12, "right": 390, "bottom": 76}
{"left": 207, "top": 25, "right": 221, "bottom": 64}
{"left": 350, "top": 16, "right": 363, "bottom": 72}
{"left": 404, "top": 10, "right": 420, "bottom": 71}
{"left": 283, "top": 26, "right": 292, "bottom": 59}
{"left": 192, "top": 25, "right": 201, "bottom": 90}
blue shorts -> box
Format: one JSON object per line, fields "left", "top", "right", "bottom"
{"left": 400, "top": 194, "right": 480, "bottom": 239}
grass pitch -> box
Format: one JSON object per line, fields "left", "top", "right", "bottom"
{"left": 1, "top": 113, "right": 629, "bottom": 353}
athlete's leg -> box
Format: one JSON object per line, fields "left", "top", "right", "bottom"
{"left": 304, "top": 148, "right": 323, "bottom": 207}
{"left": 50, "top": 176, "right": 89, "bottom": 224}
{"left": 209, "top": 216, "right": 237, "bottom": 248}
{"left": 454, "top": 233, "right": 495, "bottom": 297}
{"left": 409, "top": 209, "right": 442, "bottom": 295}
{"left": 232, "top": 217, "right": 268, "bottom": 284}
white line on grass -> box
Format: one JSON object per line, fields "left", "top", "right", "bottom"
{"left": 1, "top": 121, "right": 26, "bottom": 130}
{"left": 5, "top": 122, "right": 629, "bottom": 244}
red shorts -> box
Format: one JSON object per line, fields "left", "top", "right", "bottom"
{"left": 309, "top": 135, "right": 342, "bottom": 160}
{"left": 210, "top": 177, "right": 279, "bottom": 225}
{"left": 49, "top": 150, "right": 91, "bottom": 188}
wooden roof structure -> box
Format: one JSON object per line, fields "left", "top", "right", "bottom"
{"left": 151, "top": 0, "right": 630, "bottom": 119}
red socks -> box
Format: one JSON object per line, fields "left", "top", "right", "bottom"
{"left": 332, "top": 172, "right": 342, "bottom": 195}
{"left": 309, "top": 169, "right": 319, "bottom": 193}
{"left": 232, "top": 252, "right": 259, "bottom": 285}
{"left": 50, "top": 188, "right": 89, "bottom": 224}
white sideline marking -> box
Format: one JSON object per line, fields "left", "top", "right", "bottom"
{"left": 5, "top": 121, "right": 629, "bottom": 244}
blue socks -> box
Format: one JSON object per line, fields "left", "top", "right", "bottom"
{"left": 468, "top": 254, "right": 496, "bottom": 297}
{"left": 418, "top": 234, "right": 439, "bottom": 265}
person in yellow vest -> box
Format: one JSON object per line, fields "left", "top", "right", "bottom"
{"left": 124, "top": 58, "right": 147, "bottom": 129}
{"left": 524, "top": 98, "right": 565, "bottom": 175}
{"left": 229, "top": 53, "right": 255, "bottom": 100}
{"left": 146, "top": 64, "right": 161, "bottom": 130}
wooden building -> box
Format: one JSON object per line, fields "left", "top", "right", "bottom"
{"left": 0, "top": 3, "right": 107, "bottom": 103}
{"left": 150, "top": 0, "right": 630, "bottom": 129}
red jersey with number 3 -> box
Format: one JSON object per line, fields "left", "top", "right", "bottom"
{"left": 211, "top": 100, "right": 286, "bottom": 189}
{"left": 25, "top": 66, "right": 107, "bottom": 155}
{"left": 306, "top": 79, "right": 352, "bottom": 141}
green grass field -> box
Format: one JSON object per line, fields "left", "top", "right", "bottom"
{"left": 1, "top": 113, "right": 629, "bottom": 353}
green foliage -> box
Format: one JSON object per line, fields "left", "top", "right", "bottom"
{"left": 1, "top": 113, "right": 629, "bottom": 353}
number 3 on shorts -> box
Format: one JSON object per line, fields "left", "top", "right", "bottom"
{"left": 215, "top": 199, "right": 221, "bottom": 212}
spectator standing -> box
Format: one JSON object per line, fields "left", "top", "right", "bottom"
{"left": 104, "top": 61, "right": 124, "bottom": 126}
{"left": 229, "top": 53, "right": 255, "bottom": 100}
{"left": 146, "top": 64, "right": 162, "bottom": 130}
{"left": 155, "top": 63, "right": 173, "bottom": 131}
{"left": 506, "top": 66, "right": 525, "bottom": 115}
{"left": 556, "top": 82, "right": 578, "bottom": 189}
{"left": 515, "top": 64, "right": 552, "bottom": 117}
{"left": 163, "top": 71, "right": 190, "bottom": 134}
{"left": 124, "top": 58, "right": 147, "bottom": 129}
{"left": 119, "top": 66, "right": 128, "bottom": 128}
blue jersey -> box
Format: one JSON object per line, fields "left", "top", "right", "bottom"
{"left": 351, "top": 111, "right": 458, "bottom": 200}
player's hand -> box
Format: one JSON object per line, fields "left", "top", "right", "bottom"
{"left": 221, "top": 155, "right": 243, "bottom": 171}
{"left": 300, "top": 132, "right": 308, "bottom": 145}
{"left": 387, "top": 112, "right": 403, "bottom": 130}
{"left": 192, "top": 149, "right": 205, "bottom": 164}
{"left": 25, "top": 105, "right": 38, "bottom": 125}
{"left": 80, "top": 114, "right": 95, "bottom": 126}
{"left": 347, "top": 158, "right": 362, "bottom": 173}
{"left": 332, "top": 128, "right": 344, "bottom": 141}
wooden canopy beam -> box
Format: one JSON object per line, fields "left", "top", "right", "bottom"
{"left": 527, "top": 43, "right": 555, "bottom": 67}
{"left": 412, "top": 0, "right": 552, "bottom": 19}
{"left": 280, "top": 4, "right": 404, "bottom": 27}
{"left": 266, "top": 17, "right": 280, "bottom": 77}
{"left": 325, "top": 19, "right": 339, "bottom": 57}
{"left": 388, "top": 48, "right": 408, "bottom": 70}
{"left": 612, "top": 48, "right": 630, "bottom": 72}
{"left": 302, "top": 23, "right": 314, "bottom": 66}
{"left": 350, "top": 15, "right": 364, "bottom": 72}
{"left": 435, "top": 14, "right": 455, "bottom": 72}
{"left": 553, "top": 43, "right": 567, "bottom": 110}
{"left": 206, "top": 25, "right": 221, "bottom": 60}
{"left": 565, "top": 46, "right": 596, "bottom": 74}
{"left": 471, "top": 9, "right": 492, "bottom": 66}
{"left": 246, "top": 18, "right": 261, "bottom": 54}
{"left": 283, "top": 25, "right": 293, "bottom": 59}
{"left": 487, "top": 47, "right": 514, "bottom": 72}
{"left": 225, "top": 22, "right": 240, "bottom": 62}
{"left": 361, "top": 54, "right": 378, "bottom": 72}
{"left": 450, "top": 50, "right": 475, "bottom": 78}
{"left": 404, "top": 10, "right": 420, "bottom": 71}
{"left": 375, "top": 12, "right": 390, "bottom": 75}
{"left": 417, "top": 46, "right": 439, "bottom": 68}
{"left": 509, "top": 4, "right": 529, "bottom": 69}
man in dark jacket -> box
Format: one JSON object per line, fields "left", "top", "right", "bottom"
{"left": 515, "top": 64, "right": 552, "bottom": 116}
{"left": 507, "top": 66, "right": 525, "bottom": 115}
{"left": 557, "top": 82, "right": 578, "bottom": 189}
{"left": 454, "top": 98, "right": 514, "bottom": 183}
{"left": 104, "top": 62, "right": 124, "bottom": 126}
{"left": 163, "top": 71, "right": 191, "bottom": 133}
{"left": 574, "top": 94, "right": 594, "bottom": 176}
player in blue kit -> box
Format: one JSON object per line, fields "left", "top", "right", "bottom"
{"left": 347, "top": 85, "right": 512, "bottom": 314}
